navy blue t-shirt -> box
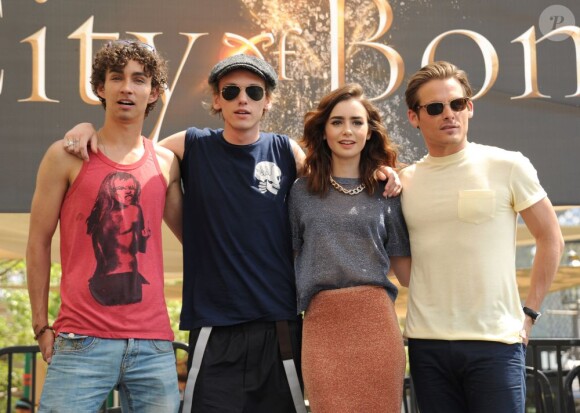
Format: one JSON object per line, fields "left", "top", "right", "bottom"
{"left": 179, "top": 127, "right": 298, "bottom": 329}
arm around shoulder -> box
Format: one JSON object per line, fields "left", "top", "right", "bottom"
{"left": 159, "top": 130, "right": 187, "bottom": 160}
{"left": 155, "top": 145, "right": 183, "bottom": 242}
{"left": 63, "top": 122, "right": 98, "bottom": 161}
{"left": 290, "top": 138, "right": 306, "bottom": 177}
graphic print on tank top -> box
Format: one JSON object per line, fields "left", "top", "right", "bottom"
{"left": 86, "top": 171, "right": 151, "bottom": 306}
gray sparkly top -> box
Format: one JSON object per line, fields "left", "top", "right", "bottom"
{"left": 289, "top": 177, "right": 411, "bottom": 313}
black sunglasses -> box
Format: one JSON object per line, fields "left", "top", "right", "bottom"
{"left": 221, "top": 85, "right": 265, "bottom": 101}
{"left": 415, "top": 97, "right": 470, "bottom": 116}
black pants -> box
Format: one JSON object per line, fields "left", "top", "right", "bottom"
{"left": 185, "top": 319, "right": 303, "bottom": 413}
{"left": 408, "top": 339, "right": 526, "bottom": 413}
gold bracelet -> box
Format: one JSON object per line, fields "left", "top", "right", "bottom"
{"left": 34, "top": 324, "right": 54, "bottom": 340}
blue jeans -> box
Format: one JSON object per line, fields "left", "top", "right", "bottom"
{"left": 39, "top": 334, "right": 180, "bottom": 413}
{"left": 408, "top": 339, "right": 526, "bottom": 413}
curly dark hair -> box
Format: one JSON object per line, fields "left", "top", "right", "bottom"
{"left": 301, "top": 83, "right": 399, "bottom": 196}
{"left": 91, "top": 40, "right": 168, "bottom": 116}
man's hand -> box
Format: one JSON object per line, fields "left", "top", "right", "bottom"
{"left": 38, "top": 330, "right": 55, "bottom": 364}
{"left": 63, "top": 123, "right": 98, "bottom": 161}
{"left": 376, "top": 166, "right": 402, "bottom": 198}
{"left": 520, "top": 317, "right": 533, "bottom": 346}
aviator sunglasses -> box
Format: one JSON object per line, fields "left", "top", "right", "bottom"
{"left": 415, "top": 97, "right": 470, "bottom": 116}
{"left": 221, "top": 85, "right": 265, "bottom": 101}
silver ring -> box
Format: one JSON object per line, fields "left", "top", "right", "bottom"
{"left": 65, "top": 139, "right": 73, "bottom": 148}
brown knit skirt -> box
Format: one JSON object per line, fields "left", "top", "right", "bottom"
{"left": 302, "top": 285, "right": 406, "bottom": 413}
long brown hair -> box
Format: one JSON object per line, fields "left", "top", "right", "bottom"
{"left": 301, "top": 83, "right": 399, "bottom": 195}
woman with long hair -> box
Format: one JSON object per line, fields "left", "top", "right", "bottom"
{"left": 289, "top": 83, "right": 411, "bottom": 412}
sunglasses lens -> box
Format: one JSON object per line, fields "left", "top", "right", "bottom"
{"left": 221, "top": 86, "right": 241, "bottom": 101}
{"left": 421, "top": 98, "right": 469, "bottom": 115}
{"left": 246, "top": 86, "right": 265, "bottom": 101}
{"left": 221, "top": 86, "right": 264, "bottom": 101}
{"left": 425, "top": 103, "right": 444, "bottom": 116}
{"left": 450, "top": 98, "right": 468, "bottom": 111}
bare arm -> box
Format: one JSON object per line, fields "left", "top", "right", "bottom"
{"left": 164, "top": 153, "right": 183, "bottom": 242}
{"left": 27, "top": 142, "right": 78, "bottom": 363}
{"left": 389, "top": 256, "right": 411, "bottom": 287}
{"left": 290, "top": 139, "right": 306, "bottom": 177}
{"left": 519, "top": 197, "right": 564, "bottom": 344}
{"left": 157, "top": 131, "right": 188, "bottom": 241}
{"left": 62, "top": 124, "right": 189, "bottom": 162}
{"left": 159, "top": 130, "right": 187, "bottom": 160}
{"left": 153, "top": 143, "right": 183, "bottom": 242}
{"left": 63, "top": 123, "right": 99, "bottom": 161}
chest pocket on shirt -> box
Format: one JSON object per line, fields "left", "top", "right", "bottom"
{"left": 458, "top": 190, "right": 496, "bottom": 224}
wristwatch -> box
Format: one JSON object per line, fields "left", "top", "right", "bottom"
{"left": 523, "top": 306, "right": 542, "bottom": 324}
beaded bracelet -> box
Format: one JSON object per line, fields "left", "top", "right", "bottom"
{"left": 34, "top": 324, "right": 54, "bottom": 340}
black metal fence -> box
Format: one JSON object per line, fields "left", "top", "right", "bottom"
{"left": 526, "top": 338, "right": 580, "bottom": 413}
{"left": 2, "top": 339, "right": 579, "bottom": 413}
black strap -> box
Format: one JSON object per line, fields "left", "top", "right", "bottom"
{"left": 275, "top": 320, "right": 293, "bottom": 361}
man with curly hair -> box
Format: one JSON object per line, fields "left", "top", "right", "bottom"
{"left": 26, "top": 40, "right": 183, "bottom": 412}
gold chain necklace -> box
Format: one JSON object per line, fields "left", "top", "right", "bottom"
{"left": 329, "top": 175, "right": 366, "bottom": 195}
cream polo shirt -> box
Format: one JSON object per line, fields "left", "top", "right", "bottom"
{"left": 400, "top": 142, "right": 546, "bottom": 344}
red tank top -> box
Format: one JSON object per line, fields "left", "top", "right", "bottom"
{"left": 54, "top": 137, "right": 173, "bottom": 340}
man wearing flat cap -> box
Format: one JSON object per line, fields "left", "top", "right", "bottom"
{"left": 169, "top": 54, "right": 308, "bottom": 413}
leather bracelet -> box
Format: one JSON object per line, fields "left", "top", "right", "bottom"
{"left": 34, "top": 324, "right": 54, "bottom": 340}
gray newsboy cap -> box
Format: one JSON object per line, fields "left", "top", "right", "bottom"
{"left": 208, "top": 54, "right": 278, "bottom": 89}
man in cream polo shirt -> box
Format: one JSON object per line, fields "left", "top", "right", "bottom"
{"left": 400, "top": 61, "right": 564, "bottom": 413}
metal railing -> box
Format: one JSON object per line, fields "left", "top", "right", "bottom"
{"left": 0, "top": 345, "right": 40, "bottom": 413}
{"left": 2, "top": 339, "right": 579, "bottom": 413}
{"left": 526, "top": 338, "right": 580, "bottom": 413}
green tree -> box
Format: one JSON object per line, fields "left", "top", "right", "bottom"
{"left": 0, "top": 259, "right": 61, "bottom": 411}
